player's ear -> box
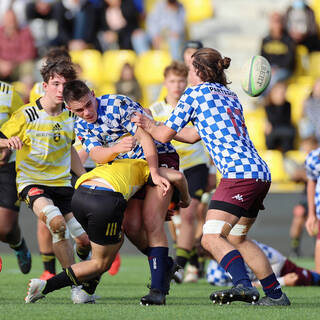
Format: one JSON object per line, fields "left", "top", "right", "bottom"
{"left": 91, "top": 90, "right": 95, "bottom": 98}
{"left": 65, "top": 104, "right": 71, "bottom": 111}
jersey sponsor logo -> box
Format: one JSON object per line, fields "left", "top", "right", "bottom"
{"left": 28, "top": 187, "right": 44, "bottom": 197}
{"left": 53, "top": 123, "right": 61, "bottom": 142}
{"left": 232, "top": 194, "right": 244, "bottom": 202}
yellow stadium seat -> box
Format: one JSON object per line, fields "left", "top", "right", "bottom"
{"left": 144, "top": 0, "right": 159, "bottom": 13}
{"left": 180, "top": 0, "right": 214, "bottom": 24}
{"left": 135, "top": 50, "right": 171, "bottom": 85}
{"left": 293, "top": 45, "right": 309, "bottom": 77}
{"left": 286, "top": 82, "right": 313, "bottom": 125}
{"left": 308, "top": 51, "right": 320, "bottom": 78}
{"left": 310, "top": 0, "right": 320, "bottom": 29}
{"left": 244, "top": 108, "right": 267, "bottom": 151}
{"left": 284, "top": 150, "right": 307, "bottom": 165}
{"left": 259, "top": 150, "right": 289, "bottom": 182}
{"left": 70, "top": 49, "right": 103, "bottom": 86}
{"left": 95, "top": 82, "right": 116, "bottom": 97}
{"left": 102, "top": 50, "right": 137, "bottom": 84}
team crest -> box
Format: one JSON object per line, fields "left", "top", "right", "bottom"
{"left": 53, "top": 123, "right": 61, "bottom": 142}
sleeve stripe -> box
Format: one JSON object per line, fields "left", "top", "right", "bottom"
{"left": 0, "top": 131, "right": 7, "bottom": 139}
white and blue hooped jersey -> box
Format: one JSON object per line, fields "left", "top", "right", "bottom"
{"left": 206, "top": 240, "right": 286, "bottom": 286}
{"left": 305, "top": 148, "right": 320, "bottom": 219}
{"left": 165, "top": 82, "right": 271, "bottom": 180}
{"left": 75, "top": 94, "right": 176, "bottom": 160}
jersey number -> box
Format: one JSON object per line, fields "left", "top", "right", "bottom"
{"left": 227, "top": 107, "right": 246, "bottom": 137}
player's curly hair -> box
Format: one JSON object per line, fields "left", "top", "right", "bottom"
{"left": 191, "top": 48, "right": 231, "bottom": 86}
{"left": 40, "top": 60, "right": 76, "bottom": 83}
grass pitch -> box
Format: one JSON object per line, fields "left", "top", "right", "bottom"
{"left": 0, "top": 254, "right": 319, "bottom": 320}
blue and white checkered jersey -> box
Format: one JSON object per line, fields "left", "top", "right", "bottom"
{"left": 305, "top": 148, "right": 320, "bottom": 219}
{"left": 165, "top": 82, "right": 271, "bottom": 180}
{"left": 75, "top": 94, "right": 176, "bottom": 160}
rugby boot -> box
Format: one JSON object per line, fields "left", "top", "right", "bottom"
{"left": 140, "top": 288, "right": 166, "bottom": 306}
{"left": 254, "top": 293, "right": 291, "bottom": 306}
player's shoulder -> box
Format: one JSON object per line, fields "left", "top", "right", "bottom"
{"left": 17, "top": 101, "right": 42, "bottom": 123}
{"left": 149, "top": 100, "right": 169, "bottom": 115}
{"left": 0, "top": 81, "right": 13, "bottom": 94}
{"left": 306, "top": 148, "right": 320, "bottom": 163}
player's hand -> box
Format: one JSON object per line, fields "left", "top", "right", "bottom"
{"left": 305, "top": 214, "right": 318, "bottom": 237}
{"left": 152, "top": 174, "right": 170, "bottom": 196}
{"left": 131, "top": 112, "right": 153, "bottom": 131}
{"left": 6, "top": 136, "right": 23, "bottom": 150}
{"left": 283, "top": 272, "right": 299, "bottom": 286}
{"left": 115, "top": 136, "right": 136, "bottom": 153}
{"left": 0, "top": 148, "right": 11, "bottom": 167}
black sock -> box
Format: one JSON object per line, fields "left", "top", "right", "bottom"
{"left": 76, "top": 246, "right": 91, "bottom": 261}
{"left": 9, "top": 238, "right": 24, "bottom": 251}
{"left": 41, "top": 252, "right": 56, "bottom": 274}
{"left": 43, "top": 267, "right": 77, "bottom": 294}
{"left": 175, "top": 247, "right": 190, "bottom": 269}
{"left": 189, "top": 248, "right": 199, "bottom": 268}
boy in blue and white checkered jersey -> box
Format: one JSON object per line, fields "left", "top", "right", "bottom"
{"left": 132, "top": 47, "right": 290, "bottom": 306}
{"left": 63, "top": 80, "right": 182, "bottom": 305}
{"left": 305, "top": 147, "right": 320, "bottom": 271}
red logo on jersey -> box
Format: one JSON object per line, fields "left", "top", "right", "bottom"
{"left": 28, "top": 187, "right": 44, "bottom": 197}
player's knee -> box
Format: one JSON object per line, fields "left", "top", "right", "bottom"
{"left": 122, "top": 216, "right": 142, "bottom": 237}
{"left": 202, "top": 220, "right": 232, "bottom": 238}
{"left": 42, "top": 205, "right": 67, "bottom": 243}
{"left": 293, "top": 205, "right": 306, "bottom": 218}
{"left": 92, "top": 258, "right": 110, "bottom": 275}
{"left": 67, "top": 217, "right": 86, "bottom": 240}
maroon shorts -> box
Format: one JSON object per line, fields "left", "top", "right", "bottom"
{"left": 133, "top": 152, "right": 180, "bottom": 200}
{"left": 280, "top": 259, "right": 313, "bottom": 286}
{"left": 209, "top": 178, "right": 271, "bottom": 218}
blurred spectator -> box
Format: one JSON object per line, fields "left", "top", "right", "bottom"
{"left": 260, "top": 12, "right": 296, "bottom": 93}
{"left": 115, "top": 62, "right": 142, "bottom": 102}
{"left": 52, "top": 0, "right": 99, "bottom": 51}
{"left": 26, "top": 0, "right": 57, "bottom": 56}
{"left": 143, "top": 0, "right": 186, "bottom": 60}
{"left": 299, "top": 78, "right": 320, "bottom": 143}
{"left": 0, "top": 8, "right": 36, "bottom": 85}
{"left": 0, "top": 0, "right": 30, "bottom": 26}
{"left": 284, "top": 0, "right": 320, "bottom": 52}
{"left": 97, "top": 0, "right": 141, "bottom": 51}
{"left": 264, "top": 82, "right": 296, "bottom": 153}
{"left": 182, "top": 40, "right": 203, "bottom": 67}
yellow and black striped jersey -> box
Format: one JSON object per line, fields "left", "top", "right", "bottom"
{"left": 0, "top": 81, "right": 24, "bottom": 163}
{"left": 29, "top": 82, "right": 45, "bottom": 105}
{"left": 0, "top": 99, "right": 77, "bottom": 193}
{"left": 75, "top": 159, "right": 150, "bottom": 201}
{"left": 149, "top": 100, "right": 210, "bottom": 170}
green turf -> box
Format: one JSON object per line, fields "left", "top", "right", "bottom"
{"left": 0, "top": 254, "right": 319, "bottom": 320}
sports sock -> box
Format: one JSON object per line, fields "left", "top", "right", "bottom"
{"left": 9, "top": 238, "right": 23, "bottom": 250}
{"left": 76, "top": 245, "right": 91, "bottom": 261}
{"left": 260, "top": 273, "right": 282, "bottom": 299}
{"left": 189, "top": 248, "right": 199, "bottom": 268}
{"left": 219, "top": 250, "right": 252, "bottom": 287}
{"left": 311, "top": 271, "right": 320, "bottom": 285}
{"left": 148, "top": 247, "right": 168, "bottom": 294}
{"left": 40, "top": 252, "right": 56, "bottom": 274}
{"left": 175, "top": 247, "right": 190, "bottom": 269}
{"left": 140, "top": 247, "right": 150, "bottom": 256}
{"left": 42, "top": 268, "right": 76, "bottom": 294}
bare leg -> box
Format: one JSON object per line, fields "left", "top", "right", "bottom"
{"left": 0, "top": 207, "right": 20, "bottom": 244}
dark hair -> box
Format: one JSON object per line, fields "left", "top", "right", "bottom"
{"left": 164, "top": 60, "right": 188, "bottom": 78}
{"left": 63, "top": 80, "right": 90, "bottom": 103}
{"left": 45, "top": 46, "right": 71, "bottom": 64}
{"left": 40, "top": 60, "right": 76, "bottom": 83}
{"left": 191, "top": 48, "right": 231, "bottom": 86}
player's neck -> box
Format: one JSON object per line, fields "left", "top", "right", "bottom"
{"left": 165, "top": 95, "right": 179, "bottom": 108}
{"left": 39, "top": 96, "right": 63, "bottom": 116}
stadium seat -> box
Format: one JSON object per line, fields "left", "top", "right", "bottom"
{"left": 284, "top": 150, "right": 307, "bottom": 165}
{"left": 70, "top": 49, "right": 103, "bottom": 86}
{"left": 244, "top": 108, "right": 267, "bottom": 151}
{"left": 307, "top": 51, "right": 320, "bottom": 78}
{"left": 102, "top": 50, "right": 137, "bottom": 84}
{"left": 293, "top": 45, "right": 309, "bottom": 77}
{"left": 310, "top": 0, "right": 320, "bottom": 30}
{"left": 286, "top": 82, "right": 313, "bottom": 125}
{"left": 95, "top": 82, "right": 116, "bottom": 97}
{"left": 179, "top": 0, "right": 214, "bottom": 24}
{"left": 259, "top": 150, "right": 289, "bottom": 182}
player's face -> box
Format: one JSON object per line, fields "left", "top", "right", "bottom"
{"left": 43, "top": 74, "right": 67, "bottom": 105}
{"left": 67, "top": 91, "right": 98, "bottom": 123}
{"left": 188, "top": 59, "right": 202, "bottom": 86}
{"left": 164, "top": 72, "right": 187, "bottom": 101}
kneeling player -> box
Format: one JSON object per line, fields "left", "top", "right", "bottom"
{"left": 25, "top": 159, "right": 190, "bottom": 303}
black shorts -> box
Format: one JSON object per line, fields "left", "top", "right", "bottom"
{"left": 183, "top": 163, "right": 209, "bottom": 200}
{"left": 0, "top": 162, "right": 20, "bottom": 211}
{"left": 20, "top": 185, "right": 74, "bottom": 215}
{"left": 133, "top": 152, "right": 180, "bottom": 200}
{"left": 72, "top": 186, "right": 127, "bottom": 245}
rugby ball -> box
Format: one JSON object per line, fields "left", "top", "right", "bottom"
{"left": 241, "top": 55, "right": 271, "bottom": 97}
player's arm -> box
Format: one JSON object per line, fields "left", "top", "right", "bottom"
{"left": 158, "top": 167, "right": 191, "bottom": 208}
{"left": 131, "top": 113, "right": 177, "bottom": 143}
{"left": 305, "top": 178, "right": 318, "bottom": 236}
{"left": 71, "top": 145, "right": 86, "bottom": 177}
{"left": 89, "top": 136, "right": 136, "bottom": 164}
{"left": 174, "top": 126, "right": 201, "bottom": 143}
{"left": 134, "top": 126, "right": 170, "bottom": 194}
